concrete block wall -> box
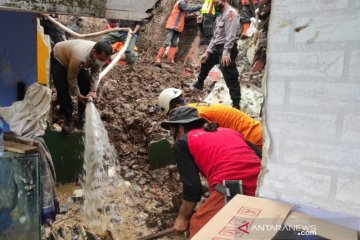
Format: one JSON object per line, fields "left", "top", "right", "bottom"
{"left": 0, "top": 0, "right": 157, "bottom": 20}
{"left": 259, "top": 0, "right": 360, "bottom": 218}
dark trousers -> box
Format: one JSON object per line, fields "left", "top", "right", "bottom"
{"left": 51, "top": 57, "right": 90, "bottom": 122}
{"left": 197, "top": 44, "right": 241, "bottom": 107}
{"left": 199, "top": 14, "right": 215, "bottom": 45}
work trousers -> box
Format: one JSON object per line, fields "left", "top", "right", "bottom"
{"left": 51, "top": 57, "right": 90, "bottom": 122}
{"left": 198, "top": 44, "right": 241, "bottom": 107}
{"left": 199, "top": 14, "right": 215, "bottom": 45}
{"left": 189, "top": 190, "right": 224, "bottom": 238}
{"left": 162, "top": 29, "right": 180, "bottom": 47}
{"left": 102, "top": 32, "right": 138, "bottom": 64}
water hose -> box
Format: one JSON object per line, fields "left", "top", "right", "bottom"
{"left": 41, "top": 13, "right": 133, "bottom": 83}
{"left": 41, "top": 13, "right": 131, "bottom": 38}
{"left": 98, "top": 31, "right": 132, "bottom": 82}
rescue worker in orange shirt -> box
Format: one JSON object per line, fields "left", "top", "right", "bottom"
{"left": 155, "top": 0, "right": 202, "bottom": 67}
{"left": 158, "top": 88, "right": 262, "bottom": 151}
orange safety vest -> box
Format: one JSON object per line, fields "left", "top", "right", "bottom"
{"left": 166, "top": 1, "right": 186, "bottom": 33}
{"left": 242, "top": 0, "right": 258, "bottom": 5}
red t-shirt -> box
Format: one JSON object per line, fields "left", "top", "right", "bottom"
{"left": 173, "top": 127, "right": 261, "bottom": 202}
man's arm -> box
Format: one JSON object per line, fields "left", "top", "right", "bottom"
{"left": 206, "top": 38, "right": 216, "bottom": 53}
{"left": 178, "top": 0, "right": 202, "bottom": 14}
{"left": 206, "top": 17, "right": 218, "bottom": 53}
{"left": 223, "top": 10, "right": 240, "bottom": 55}
{"left": 174, "top": 200, "right": 197, "bottom": 233}
{"left": 90, "top": 65, "right": 100, "bottom": 93}
{"left": 173, "top": 137, "right": 202, "bottom": 203}
{"left": 133, "top": 23, "right": 141, "bottom": 34}
{"left": 173, "top": 136, "right": 202, "bottom": 232}
{"left": 67, "top": 59, "right": 81, "bottom": 97}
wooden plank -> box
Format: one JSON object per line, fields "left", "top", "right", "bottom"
{"left": 0, "top": 0, "right": 157, "bottom": 20}
{"left": 4, "top": 133, "right": 36, "bottom": 147}
{"left": 4, "top": 140, "right": 38, "bottom": 154}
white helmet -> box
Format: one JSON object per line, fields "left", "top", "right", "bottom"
{"left": 158, "top": 88, "right": 183, "bottom": 114}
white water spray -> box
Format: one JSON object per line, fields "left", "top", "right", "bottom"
{"left": 82, "top": 100, "right": 117, "bottom": 224}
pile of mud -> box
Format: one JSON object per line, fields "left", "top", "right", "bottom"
{"left": 95, "top": 61, "right": 190, "bottom": 228}
{"left": 50, "top": 0, "right": 266, "bottom": 237}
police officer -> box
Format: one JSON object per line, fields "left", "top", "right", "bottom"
{"left": 192, "top": 0, "right": 241, "bottom": 109}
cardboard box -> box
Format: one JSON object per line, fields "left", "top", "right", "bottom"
{"left": 191, "top": 195, "right": 358, "bottom": 240}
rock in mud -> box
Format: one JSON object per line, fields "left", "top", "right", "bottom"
{"left": 124, "top": 171, "right": 136, "bottom": 181}
{"left": 110, "top": 215, "right": 122, "bottom": 223}
{"left": 145, "top": 215, "right": 158, "bottom": 228}
{"left": 138, "top": 178, "right": 148, "bottom": 186}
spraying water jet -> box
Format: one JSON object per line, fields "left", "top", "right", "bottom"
{"left": 81, "top": 98, "right": 118, "bottom": 228}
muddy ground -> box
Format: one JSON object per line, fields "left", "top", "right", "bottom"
{"left": 50, "top": 0, "right": 265, "bottom": 239}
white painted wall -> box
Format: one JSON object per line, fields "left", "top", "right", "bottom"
{"left": 259, "top": 0, "right": 360, "bottom": 219}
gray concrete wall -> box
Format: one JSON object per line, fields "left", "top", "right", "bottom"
{"left": 0, "top": 0, "right": 157, "bottom": 20}
{"left": 259, "top": 0, "right": 360, "bottom": 218}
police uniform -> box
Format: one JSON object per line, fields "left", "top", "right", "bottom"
{"left": 195, "top": 4, "right": 241, "bottom": 108}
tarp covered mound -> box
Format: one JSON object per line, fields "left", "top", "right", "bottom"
{"left": 0, "top": 82, "right": 51, "bottom": 138}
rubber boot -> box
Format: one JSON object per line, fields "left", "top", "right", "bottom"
{"left": 76, "top": 113, "right": 85, "bottom": 130}
{"left": 155, "top": 47, "right": 166, "bottom": 67}
{"left": 62, "top": 117, "right": 73, "bottom": 134}
{"left": 233, "top": 100, "right": 241, "bottom": 110}
{"left": 167, "top": 47, "right": 177, "bottom": 64}
{"left": 188, "top": 79, "right": 205, "bottom": 90}
{"left": 233, "top": 104, "right": 240, "bottom": 110}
